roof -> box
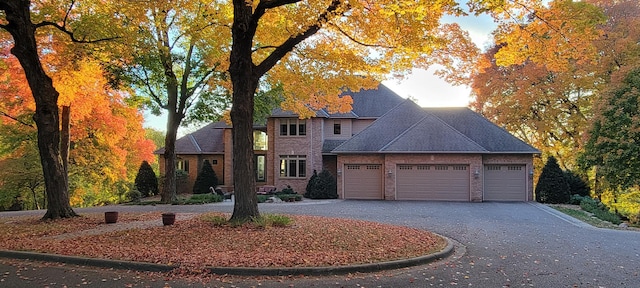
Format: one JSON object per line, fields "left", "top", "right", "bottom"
{"left": 155, "top": 121, "right": 226, "bottom": 155}
{"left": 271, "top": 84, "right": 405, "bottom": 119}
{"left": 333, "top": 100, "right": 540, "bottom": 154}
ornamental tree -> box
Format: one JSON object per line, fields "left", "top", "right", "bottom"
{"left": 536, "top": 156, "right": 571, "bottom": 204}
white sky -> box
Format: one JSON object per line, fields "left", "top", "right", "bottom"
{"left": 144, "top": 10, "right": 497, "bottom": 133}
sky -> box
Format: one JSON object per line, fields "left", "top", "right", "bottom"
{"left": 144, "top": 9, "right": 497, "bottom": 134}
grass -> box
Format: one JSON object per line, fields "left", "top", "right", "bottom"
{"left": 551, "top": 205, "right": 633, "bottom": 229}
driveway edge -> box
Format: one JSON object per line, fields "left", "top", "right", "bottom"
{"left": 0, "top": 236, "right": 454, "bottom": 276}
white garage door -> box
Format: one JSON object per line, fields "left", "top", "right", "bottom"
{"left": 484, "top": 165, "right": 527, "bottom": 201}
{"left": 344, "top": 164, "right": 383, "bottom": 199}
{"left": 396, "top": 164, "right": 470, "bottom": 201}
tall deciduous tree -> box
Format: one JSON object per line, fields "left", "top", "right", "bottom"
{"left": 226, "top": 0, "right": 522, "bottom": 221}
{"left": 116, "top": 0, "right": 230, "bottom": 203}
{"left": 579, "top": 68, "right": 640, "bottom": 190}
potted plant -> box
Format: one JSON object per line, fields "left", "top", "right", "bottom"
{"left": 162, "top": 212, "right": 176, "bottom": 225}
{"left": 104, "top": 211, "right": 119, "bottom": 224}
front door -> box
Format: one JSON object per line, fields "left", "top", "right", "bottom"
{"left": 255, "top": 154, "right": 266, "bottom": 182}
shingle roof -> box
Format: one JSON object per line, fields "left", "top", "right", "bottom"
{"left": 155, "top": 121, "right": 226, "bottom": 155}
{"left": 425, "top": 108, "right": 540, "bottom": 153}
{"left": 271, "top": 84, "right": 405, "bottom": 119}
{"left": 333, "top": 101, "right": 539, "bottom": 154}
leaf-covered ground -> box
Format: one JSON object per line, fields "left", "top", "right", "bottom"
{"left": 0, "top": 212, "right": 446, "bottom": 272}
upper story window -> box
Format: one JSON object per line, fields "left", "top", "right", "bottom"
{"left": 333, "top": 121, "right": 341, "bottom": 135}
{"left": 253, "top": 131, "right": 268, "bottom": 150}
{"left": 280, "top": 119, "right": 306, "bottom": 136}
{"left": 280, "top": 155, "right": 306, "bottom": 178}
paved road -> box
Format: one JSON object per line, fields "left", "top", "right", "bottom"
{"left": 1, "top": 200, "right": 639, "bottom": 287}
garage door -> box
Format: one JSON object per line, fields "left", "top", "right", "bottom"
{"left": 484, "top": 165, "right": 526, "bottom": 201}
{"left": 396, "top": 164, "right": 470, "bottom": 201}
{"left": 344, "top": 164, "right": 383, "bottom": 199}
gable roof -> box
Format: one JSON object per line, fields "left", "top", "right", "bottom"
{"left": 333, "top": 100, "right": 539, "bottom": 154}
{"left": 271, "top": 84, "right": 405, "bottom": 119}
{"left": 155, "top": 121, "right": 226, "bottom": 155}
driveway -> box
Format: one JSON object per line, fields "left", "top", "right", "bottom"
{"left": 1, "top": 200, "right": 639, "bottom": 287}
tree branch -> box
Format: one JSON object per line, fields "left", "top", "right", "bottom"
{"left": 0, "top": 110, "right": 35, "bottom": 128}
{"left": 255, "top": 0, "right": 344, "bottom": 77}
{"left": 35, "top": 21, "right": 120, "bottom": 43}
{"left": 329, "top": 23, "right": 396, "bottom": 48}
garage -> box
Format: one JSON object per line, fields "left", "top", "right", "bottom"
{"left": 484, "top": 165, "right": 527, "bottom": 201}
{"left": 396, "top": 164, "right": 470, "bottom": 201}
{"left": 343, "top": 164, "right": 383, "bottom": 199}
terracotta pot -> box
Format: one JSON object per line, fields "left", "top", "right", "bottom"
{"left": 162, "top": 213, "right": 176, "bottom": 226}
{"left": 104, "top": 211, "right": 119, "bottom": 224}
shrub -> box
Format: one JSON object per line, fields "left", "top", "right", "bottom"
{"left": 281, "top": 185, "right": 295, "bottom": 194}
{"left": 564, "top": 170, "right": 590, "bottom": 197}
{"left": 192, "top": 160, "right": 219, "bottom": 194}
{"left": 569, "top": 194, "right": 584, "bottom": 205}
{"left": 134, "top": 161, "right": 159, "bottom": 197}
{"left": 277, "top": 194, "right": 302, "bottom": 201}
{"left": 186, "top": 193, "right": 222, "bottom": 204}
{"left": 126, "top": 188, "right": 143, "bottom": 203}
{"left": 579, "top": 197, "right": 623, "bottom": 225}
{"left": 535, "top": 156, "right": 571, "bottom": 204}
{"left": 304, "top": 169, "right": 338, "bottom": 199}
{"left": 580, "top": 197, "right": 601, "bottom": 213}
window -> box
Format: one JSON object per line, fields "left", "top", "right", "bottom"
{"left": 253, "top": 131, "right": 268, "bottom": 150}
{"left": 256, "top": 155, "right": 266, "bottom": 182}
{"left": 177, "top": 159, "right": 189, "bottom": 172}
{"left": 280, "top": 155, "right": 306, "bottom": 178}
{"left": 279, "top": 119, "right": 306, "bottom": 136}
{"left": 333, "top": 121, "right": 341, "bottom": 135}
{"left": 211, "top": 159, "right": 218, "bottom": 165}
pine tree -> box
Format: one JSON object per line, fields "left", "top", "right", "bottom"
{"left": 193, "top": 160, "right": 219, "bottom": 194}
{"left": 536, "top": 156, "right": 570, "bottom": 203}
{"left": 134, "top": 161, "right": 159, "bottom": 197}
{"left": 304, "top": 170, "right": 319, "bottom": 198}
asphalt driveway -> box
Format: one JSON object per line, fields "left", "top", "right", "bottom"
{"left": 1, "top": 200, "right": 639, "bottom": 287}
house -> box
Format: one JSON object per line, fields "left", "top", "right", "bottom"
{"left": 156, "top": 84, "right": 540, "bottom": 201}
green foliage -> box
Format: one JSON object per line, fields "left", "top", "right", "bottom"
{"left": 304, "top": 169, "right": 338, "bottom": 199}
{"left": 536, "top": 156, "right": 571, "bottom": 204}
{"left": 579, "top": 68, "right": 640, "bottom": 190}
{"left": 183, "top": 193, "right": 222, "bottom": 204}
{"left": 126, "top": 188, "right": 143, "bottom": 203}
{"left": 202, "top": 214, "right": 228, "bottom": 226}
{"left": 192, "top": 160, "right": 219, "bottom": 194}
{"left": 277, "top": 194, "right": 302, "bottom": 202}
{"left": 579, "top": 197, "right": 622, "bottom": 225}
{"left": 280, "top": 185, "right": 295, "bottom": 195}
{"left": 611, "top": 188, "right": 640, "bottom": 225}
{"left": 569, "top": 194, "right": 585, "bottom": 205}
{"left": 564, "top": 170, "right": 590, "bottom": 197}
{"left": 250, "top": 214, "right": 293, "bottom": 229}
{"left": 134, "top": 161, "right": 159, "bottom": 197}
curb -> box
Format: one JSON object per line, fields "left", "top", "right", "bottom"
{"left": 0, "top": 250, "right": 177, "bottom": 272}
{"left": 0, "top": 236, "right": 454, "bottom": 276}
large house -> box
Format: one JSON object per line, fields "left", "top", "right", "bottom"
{"left": 156, "top": 84, "right": 540, "bottom": 201}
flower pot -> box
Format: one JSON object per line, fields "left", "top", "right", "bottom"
{"left": 104, "top": 211, "right": 119, "bottom": 224}
{"left": 162, "top": 213, "right": 176, "bottom": 226}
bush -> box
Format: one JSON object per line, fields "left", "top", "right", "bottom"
{"left": 134, "top": 161, "right": 159, "bottom": 197}
{"left": 579, "top": 197, "right": 622, "bottom": 225}
{"left": 304, "top": 169, "right": 338, "bottom": 199}
{"left": 564, "top": 170, "right": 590, "bottom": 197}
{"left": 277, "top": 194, "right": 302, "bottom": 201}
{"left": 187, "top": 193, "right": 222, "bottom": 204}
{"left": 193, "top": 160, "right": 219, "bottom": 194}
{"left": 126, "top": 188, "right": 143, "bottom": 203}
{"left": 535, "top": 156, "right": 571, "bottom": 204}
{"left": 569, "top": 194, "right": 584, "bottom": 205}
{"left": 281, "top": 185, "right": 295, "bottom": 194}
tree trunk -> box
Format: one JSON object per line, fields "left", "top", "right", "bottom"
{"left": 160, "top": 115, "right": 179, "bottom": 203}
{"left": 229, "top": 1, "right": 260, "bottom": 221}
{"left": 1, "top": 0, "right": 77, "bottom": 219}
{"left": 61, "top": 106, "right": 70, "bottom": 174}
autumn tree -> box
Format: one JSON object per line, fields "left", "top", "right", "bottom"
{"left": 0, "top": 0, "right": 133, "bottom": 218}
{"left": 227, "top": 0, "right": 546, "bottom": 221}
{"left": 112, "top": 1, "right": 231, "bottom": 203}
{"left": 470, "top": 0, "right": 620, "bottom": 168}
